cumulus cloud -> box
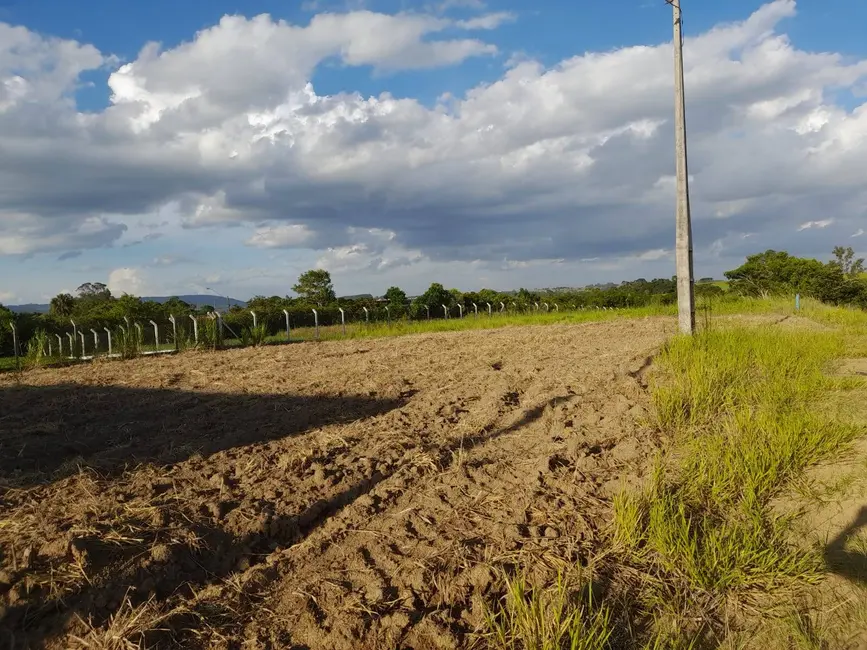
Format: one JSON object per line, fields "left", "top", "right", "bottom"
{"left": 108, "top": 267, "right": 147, "bottom": 296}
{"left": 1, "top": 0, "right": 866, "bottom": 294}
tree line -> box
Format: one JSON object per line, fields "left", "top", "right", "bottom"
{"left": 1, "top": 246, "right": 864, "bottom": 357}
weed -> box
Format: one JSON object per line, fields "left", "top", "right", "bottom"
{"left": 484, "top": 571, "right": 612, "bottom": 650}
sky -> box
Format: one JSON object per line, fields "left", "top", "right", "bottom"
{"left": 0, "top": 0, "right": 865, "bottom": 304}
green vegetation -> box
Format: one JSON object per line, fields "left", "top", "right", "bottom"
{"left": 725, "top": 246, "right": 866, "bottom": 306}
{"left": 484, "top": 572, "right": 612, "bottom": 650}
{"left": 611, "top": 322, "right": 866, "bottom": 643}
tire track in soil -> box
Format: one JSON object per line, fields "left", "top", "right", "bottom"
{"left": 0, "top": 318, "right": 669, "bottom": 649}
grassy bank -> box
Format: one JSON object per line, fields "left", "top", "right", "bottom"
{"left": 484, "top": 309, "right": 867, "bottom": 648}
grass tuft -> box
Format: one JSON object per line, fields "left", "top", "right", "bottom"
{"left": 484, "top": 571, "right": 612, "bottom": 650}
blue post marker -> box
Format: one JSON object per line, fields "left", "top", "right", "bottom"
{"left": 795, "top": 294, "right": 800, "bottom": 311}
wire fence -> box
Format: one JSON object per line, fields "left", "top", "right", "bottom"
{"left": 3, "top": 301, "right": 625, "bottom": 370}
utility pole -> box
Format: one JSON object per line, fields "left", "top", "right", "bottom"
{"left": 668, "top": 0, "right": 695, "bottom": 334}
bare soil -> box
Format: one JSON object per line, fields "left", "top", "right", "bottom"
{"left": 0, "top": 319, "right": 670, "bottom": 649}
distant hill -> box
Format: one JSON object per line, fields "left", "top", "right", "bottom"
{"left": 6, "top": 294, "right": 247, "bottom": 314}
{"left": 6, "top": 303, "right": 50, "bottom": 314}
{"left": 142, "top": 295, "right": 247, "bottom": 309}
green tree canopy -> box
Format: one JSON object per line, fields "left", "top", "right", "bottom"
{"left": 831, "top": 246, "right": 865, "bottom": 278}
{"left": 384, "top": 286, "right": 407, "bottom": 307}
{"left": 49, "top": 293, "right": 75, "bottom": 319}
{"left": 292, "top": 269, "right": 336, "bottom": 305}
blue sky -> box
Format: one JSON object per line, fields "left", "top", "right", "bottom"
{"left": 1, "top": 0, "right": 865, "bottom": 303}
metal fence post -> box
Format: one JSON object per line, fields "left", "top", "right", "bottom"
{"left": 312, "top": 309, "right": 319, "bottom": 340}
{"left": 425, "top": 305, "right": 430, "bottom": 320}
{"left": 10, "top": 323, "right": 19, "bottom": 370}
{"left": 363, "top": 306, "right": 369, "bottom": 322}
{"left": 189, "top": 314, "right": 199, "bottom": 344}
{"left": 795, "top": 294, "right": 801, "bottom": 311}
{"left": 149, "top": 320, "right": 159, "bottom": 351}
{"left": 487, "top": 303, "right": 492, "bottom": 317}
{"left": 500, "top": 302, "right": 505, "bottom": 313}
{"left": 457, "top": 304, "right": 463, "bottom": 318}
{"left": 66, "top": 332, "right": 74, "bottom": 358}
{"left": 169, "top": 314, "right": 178, "bottom": 351}
{"left": 386, "top": 306, "right": 391, "bottom": 327}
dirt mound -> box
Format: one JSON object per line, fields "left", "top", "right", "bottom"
{"left": 0, "top": 319, "right": 668, "bottom": 649}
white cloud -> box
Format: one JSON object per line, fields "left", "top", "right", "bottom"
{"left": 246, "top": 224, "right": 314, "bottom": 248}
{"left": 852, "top": 229, "right": 865, "bottom": 238}
{"left": 108, "top": 268, "right": 147, "bottom": 296}
{"left": 1, "top": 1, "right": 867, "bottom": 300}
{"left": 797, "top": 219, "right": 834, "bottom": 231}
{"left": 0, "top": 291, "right": 16, "bottom": 303}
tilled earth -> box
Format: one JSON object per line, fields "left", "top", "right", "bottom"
{"left": 0, "top": 318, "right": 671, "bottom": 649}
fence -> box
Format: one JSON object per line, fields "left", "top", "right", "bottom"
{"left": 2, "top": 301, "right": 632, "bottom": 370}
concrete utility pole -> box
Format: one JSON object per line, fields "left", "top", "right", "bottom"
{"left": 668, "top": 0, "right": 695, "bottom": 334}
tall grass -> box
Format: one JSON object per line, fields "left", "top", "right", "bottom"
{"left": 615, "top": 326, "right": 864, "bottom": 601}
{"left": 117, "top": 325, "right": 142, "bottom": 359}
{"left": 484, "top": 572, "right": 613, "bottom": 650}
{"left": 24, "top": 328, "right": 51, "bottom": 368}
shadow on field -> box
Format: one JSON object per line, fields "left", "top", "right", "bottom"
{"left": 824, "top": 505, "right": 867, "bottom": 586}
{"left": 0, "top": 383, "right": 406, "bottom": 487}
{"left": 0, "top": 383, "right": 407, "bottom": 648}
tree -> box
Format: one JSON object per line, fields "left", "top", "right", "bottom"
{"left": 831, "top": 246, "right": 865, "bottom": 278}
{"left": 49, "top": 293, "right": 76, "bottom": 319}
{"left": 724, "top": 250, "right": 824, "bottom": 298}
{"left": 292, "top": 269, "right": 336, "bottom": 305}
{"left": 384, "top": 286, "right": 407, "bottom": 307}
{"left": 76, "top": 282, "right": 112, "bottom": 300}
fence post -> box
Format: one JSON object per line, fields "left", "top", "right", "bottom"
{"left": 534, "top": 302, "right": 539, "bottom": 311}
{"left": 795, "top": 294, "right": 801, "bottom": 311}
{"left": 500, "top": 302, "right": 505, "bottom": 313}
{"left": 79, "top": 331, "right": 86, "bottom": 358}
{"left": 473, "top": 303, "right": 478, "bottom": 318}
{"left": 457, "top": 304, "right": 463, "bottom": 318}
{"left": 48, "top": 339, "right": 52, "bottom": 357}
{"left": 90, "top": 329, "right": 99, "bottom": 354}
{"left": 189, "top": 314, "right": 199, "bottom": 344}
{"left": 554, "top": 303, "right": 559, "bottom": 312}
{"left": 250, "top": 310, "right": 257, "bottom": 329}
{"left": 363, "top": 306, "right": 369, "bottom": 322}
{"left": 10, "top": 323, "right": 19, "bottom": 371}
{"left": 386, "top": 306, "right": 391, "bottom": 327}
{"left": 148, "top": 320, "right": 159, "bottom": 351}
{"left": 66, "top": 332, "right": 74, "bottom": 358}
{"left": 487, "top": 303, "right": 492, "bottom": 317}
{"left": 169, "top": 314, "right": 178, "bottom": 351}
{"left": 312, "top": 309, "right": 319, "bottom": 340}
{"left": 543, "top": 303, "right": 549, "bottom": 312}
{"left": 282, "top": 309, "right": 291, "bottom": 341}
{"left": 55, "top": 333, "right": 63, "bottom": 357}
{"left": 104, "top": 327, "right": 112, "bottom": 357}
{"left": 425, "top": 305, "right": 430, "bottom": 320}
{"left": 339, "top": 308, "right": 346, "bottom": 336}
{"left": 442, "top": 304, "right": 448, "bottom": 319}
